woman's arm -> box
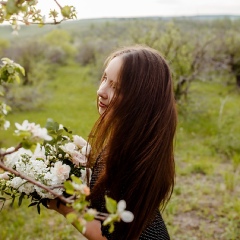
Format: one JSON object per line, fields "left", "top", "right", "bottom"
{"left": 48, "top": 199, "right": 107, "bottom": 240}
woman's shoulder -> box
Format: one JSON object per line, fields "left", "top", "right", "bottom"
{"left": 140, "top": 210, "right": 170, "bottom": 240}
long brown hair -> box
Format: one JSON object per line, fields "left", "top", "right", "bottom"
{"left": 88, "top": 46, "right": 177, "bottom": 239}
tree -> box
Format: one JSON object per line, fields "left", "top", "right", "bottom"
{"left": 0, "top": 0, "right": 77, "bottom": 29}
{"left": 214, "top": 23, "right": 240, "bottom": 87}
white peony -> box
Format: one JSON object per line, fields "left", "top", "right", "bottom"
{"left": 73, "top": 135, "right": 87, "bottom": 148}
{"left": 81, "top": 145, "right": 91, "bottom": 156}
{"left": 50, "top": 161, "right": 70, "bottom": 183}
{"left": 71, "top": 151, "right": 87, "bottom": 166}
{"left": 60, "top": 142, "right": 76, "bottom": 154}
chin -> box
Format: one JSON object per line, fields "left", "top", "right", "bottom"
{"left": 98, "top": 107, "right": 105, "bottom": 115}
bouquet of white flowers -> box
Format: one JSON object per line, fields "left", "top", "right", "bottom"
{"left": 0, "top": 119, "right": 91, "bottom": 211}
{"left": 0, "top": 119, "right": 133, "bottom": 233}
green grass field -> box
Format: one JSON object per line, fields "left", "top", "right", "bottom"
{"left": 0, "top": 64, "right": 240, "bottom": 239}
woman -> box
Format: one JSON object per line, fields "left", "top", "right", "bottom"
{"left": 50, "top": 46, "right": 177, "bottom": 240}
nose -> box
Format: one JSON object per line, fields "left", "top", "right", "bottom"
{"left": 97, "top": 83, "right": 108, "bottom": 99}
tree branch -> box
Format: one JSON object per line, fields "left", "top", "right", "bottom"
{"left": 0, "top": 161, "right": 73, "bottom": 204}
{"left": 0, "top": 143, "right": 22, "bottom": 158}
{"left": 53, "top": 0, "right": 62, "bottom": 10}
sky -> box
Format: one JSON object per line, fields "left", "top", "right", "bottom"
{"left": 37, "top": 0, "right": 240, "bottom": 20}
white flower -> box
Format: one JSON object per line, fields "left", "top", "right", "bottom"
{"left": 50, "top": 162, "right": 70, "bottom": 183}
{"left": 117, "top": 200, "right": 134, "bottom": 223}
{"left": 71, "top": 151, "right": 87, "bottom": 166}
{"left": 15, "top": 120, "right": 30, "bottom": 131}
{"left": 15, "top": 120, "right": 52, "bottom": 141}
{"left": 34, "top": 186, "right": 63, "bottom": 199}
{"left": 4, "top": 148, "right": 32, "bottom": 168}
{"left": 19, "top": 182, "right": 35, "bottom": 195}
{"left": 60, "top": 142, "right": 87, "bottom": 166}
{"left": 80, "top": 168, "right": 92, "bottom": 184}
{"left": 60, "top": 142, "right": 76, "bottom": 154}
{"left": 10, "top": 177, "right": 24, "bottom": 188}
{"left": 72, "top": 182, "right": 90, "bottom": 195}
{"left": 2, "top": 103, "right": 8, "bottom": 115}
{"left": 0, "top": 172, "right": 10, "bottom": 180}
{"left": 81, "top": 144, "right": 91, "bottom": 156}
{"left": 73, "top": 135, "right": 87, "bottom": 148}
{"left": 32, "top": 127, "right": 52, "bottom": 141}
{"left": 32, "top": 144, "right": 46, "bottom": 161}
{"left": 4, "top": 121, "right": 10, "bottom": 130}
{"left": 10, "top": 177, "right": 34, "bottom": 195}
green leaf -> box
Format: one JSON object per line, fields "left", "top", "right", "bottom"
{"left": 64, "top": 181, "right": 75, "bottom": 195}
{"left": 105, "top": 196, "right": 117, "bottom": 214}
{"left": 37, "top": 203, "right": 41, "bottom": 214}
{"left": 66, "top": 212, "right": 78, "bottom": 223}
{"left": 74, "top": 220, "right": 85, "bottom": 233}
{"left": 71, "top": 175, "right": 82, "bottom": 185}
{"left": 109, "top": 223, "right": 115, "bottom": 233}
{"left": 83, "top": 212, "right": 95, "bottom": 221}
{"left": 6, "top": 0, "right": 19, "bottom": 15}
{"left": 16, "top": 64, "right": 25, "bottom": 76}
{"left": 18, "top": 193, "right": 25, "bottom": 207}
{"left": 10, "top": 195, "right": 15, "bottom": 207}
{"left": 28, "top": 202, "right": 38, "bottom": 207}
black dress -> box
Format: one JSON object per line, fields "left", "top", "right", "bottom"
{"left": 89, "top": 156, "right": 170, "bottom": 240}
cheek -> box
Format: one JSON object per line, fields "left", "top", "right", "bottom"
{"left": 109, "top": 90, "right": 115, "bottom": 102}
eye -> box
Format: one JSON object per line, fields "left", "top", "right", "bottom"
{"left": 110, "top": 81, "right": 117, "bottom": 89}
{"left": 102, "top": 74, "right": 107, "bottom": 82}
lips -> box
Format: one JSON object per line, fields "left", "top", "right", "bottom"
{"left": 99, "top": 101, "right": 107, "bottom": 108}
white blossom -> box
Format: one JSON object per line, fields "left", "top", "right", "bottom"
{"left": 71, "top": 151, "right": 87, "bottom": 166}
{"left": 72, "top": 182, "right": 90, "bottom": 195}
{"left": 0, "top": 172, "right": 10, "bottom": 180}
{"left": 32, "top": 144, "right": 46, "bottom": 161}
{"left": 4, "top": 121, "right": 10, "bottom": 130}
{"left": 2, "top": 103, "right": 8, "bottom": 115}
{"left": 4, "top": 148, "right": 32, "bottom": 168}
{"left": 32, "top": 127, "right": 52, "bottom": 141}
{"left": 60, "top": 142, "right": 76, "bottom": 154}
{"left": 81, "top": 144, "right": 91, "bottom": 156}
{"left": 73, "top": 135, "right": 87, "bottom": 148}
{"left": 15, "top": 120, "right": 52, "bottom": 141}
{"left": 80, "top": 168, "right": 92, "bottom": 184}
{"left": 117, "top": 200, "right": 134, "bottom": 223}
{"left": 50, "top": 162, "right": 71, "bottom": 184}
{"left": 10, "top": 177, "right": 34, "bottom": 195}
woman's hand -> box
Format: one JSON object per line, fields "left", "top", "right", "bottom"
{"left": 47, "top": 198, "right": 73, "bottom": 217}
{"left": 47, "top": 199, "right": 107, "bottom": 240}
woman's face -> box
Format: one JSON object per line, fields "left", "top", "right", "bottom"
{"left": 97, "top": 57, "right": 122, "bottom": 115}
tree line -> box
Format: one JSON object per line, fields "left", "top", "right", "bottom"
{"left": 0, "top": 17, "right": 239, "bottom": 109}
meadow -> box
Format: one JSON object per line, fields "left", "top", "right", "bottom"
{"left": 0, "top": 17, "right": 240, "bottom": 240}
{"left": 0, "top": 63, "right": 239, "bottom": 239}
